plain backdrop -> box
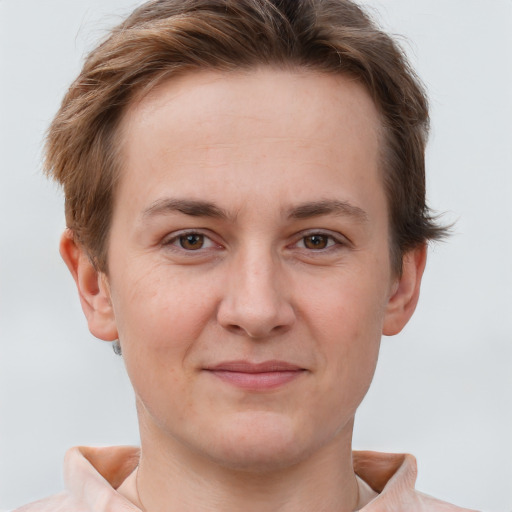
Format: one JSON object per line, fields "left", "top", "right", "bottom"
{"left": 1, "top": 0, "right": 511, "bottom": 510}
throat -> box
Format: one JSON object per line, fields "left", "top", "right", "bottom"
{"left": 117, "top": 455, "right": 367, "bottom": 512}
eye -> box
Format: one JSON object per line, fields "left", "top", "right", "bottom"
{"left": 301, "top": 234, "right": 334, "bottom": 250}
{"left": 179, "top": 233, "right": 206, "bottom": 250}
{"left": 163, "top": 231, "right": 217, "bottom": 251}
{"left": 297, "top": 233, "right": 338, "bottom": 250}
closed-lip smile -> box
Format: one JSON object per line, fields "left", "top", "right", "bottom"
{"left": 204, "top": 360, "right": 307, "bottom": 390}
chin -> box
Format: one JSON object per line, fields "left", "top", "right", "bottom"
{"left": 200, "top": 411, "right": 321, "bottom": 473}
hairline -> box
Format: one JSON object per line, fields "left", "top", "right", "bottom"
{"left": 98, "top": 65, "right": 401, "bottom": 276}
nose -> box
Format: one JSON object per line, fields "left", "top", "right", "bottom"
{"left": 216, "top": 246, "right": 296, "bottom": 339}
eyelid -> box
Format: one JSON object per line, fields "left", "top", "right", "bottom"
{"left": 160, "top": 228, "right": 349, "bottom": 252}
{"left": 161, "top": 229, "right": 221, "bottom": 250}
{"left": 292, "top": 229, "right": 350, "bottom": 249}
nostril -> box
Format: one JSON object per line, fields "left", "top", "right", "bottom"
{"left": 225, "top": 324, "right": 245, "bottom": 336}
{"left": 222, "top": 319, "right": 292, "bottom": 340}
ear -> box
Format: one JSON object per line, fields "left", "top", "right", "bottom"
{"left": 59, "top": 229, "right": 118, "bottom": 341}
{"left": 382, "top": 245, "right": 427, "bottom": 336}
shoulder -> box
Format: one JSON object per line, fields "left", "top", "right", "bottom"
{"left": 414, "top": 492, "right": 481, "bottom": 512}
{"left": 354, "top": 451, "right": 480, "bottom": 512}
{"left": 12, "top": 446, "right": 142, "bottom": 512}
{"left": 12, "top": 492, "right": 89, "bottom": 512}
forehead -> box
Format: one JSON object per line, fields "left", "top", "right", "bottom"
{"left": 117, "top": 68, "right": 385, "bottom": 220}
{"left": 122, "top": 67, "right": 382, "bottom": 148}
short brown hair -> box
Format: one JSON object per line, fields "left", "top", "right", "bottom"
{"left": 45, "top": 0, "right": 447, "bottom": 273}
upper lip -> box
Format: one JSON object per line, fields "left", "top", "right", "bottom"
{"left": 205, "top": 360, "right": 304, "bottom": 373}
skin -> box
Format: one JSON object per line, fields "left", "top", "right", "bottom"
{"left": 61, "top": 68, "right": 426, "bottom": 511}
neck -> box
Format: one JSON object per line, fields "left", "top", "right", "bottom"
{"left": 121, "top": 419, "right": 362, "bottom": 512}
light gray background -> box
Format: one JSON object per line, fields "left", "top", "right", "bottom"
{"left": 1, "top": 0, "right": 511, "bottom": 510}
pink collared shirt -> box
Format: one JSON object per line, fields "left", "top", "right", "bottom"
{"left": 14, "top": 446, "right": 478, "bottom": 511}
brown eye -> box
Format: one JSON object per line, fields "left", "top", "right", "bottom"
{"left": 179, "top": 233, "right": 204, "bottom": 250}
{"left": 303, "top": 234, "right": 330, "bottom": 250}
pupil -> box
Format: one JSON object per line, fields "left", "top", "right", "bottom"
{"left": 181, "top": 234, "right": 203, "bottom": 250}
{"left": 306, "top": 235, "right": 327, "bottom": 249}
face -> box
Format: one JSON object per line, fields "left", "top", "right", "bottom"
{"left": 67, "top": 68, "right": 423, "bottom": 471}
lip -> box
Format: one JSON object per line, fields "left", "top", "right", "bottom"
{"left": 204, "top": 360, "right": 306, "bottom": 390}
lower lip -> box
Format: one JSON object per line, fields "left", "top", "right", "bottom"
{"left": 208, "top": 370, "right": 304, "bottom": 390}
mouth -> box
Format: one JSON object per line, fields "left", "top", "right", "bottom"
{"left": 203, "top": 360, "right": 307, "bottom": 390}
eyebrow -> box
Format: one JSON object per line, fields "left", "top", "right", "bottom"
{"left": 287, "top": 199, "right": 368, "bottom": 222}
{"left": 141, "top": 197, "right": 368, "bottom": 223}
{"left": 142, "top": 198, "right": 231, "bottom": 220}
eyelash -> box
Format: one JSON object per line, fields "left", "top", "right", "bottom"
{"left": 161, "top": 230, "right": 346, "bottom": 254}
{"left": 162, "top": 230, "right": 219, "bottom": 252}
{"left": 293, "top": 232, "right": 343, "bottom": 251}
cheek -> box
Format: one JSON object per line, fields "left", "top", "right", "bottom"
{"left": 305, "top": 268, "right": 388, "bottom": 341}
{"left": 110, "top": 266, "right": 221, "bottom": 425}
{"left": 301, "top": 269, "right": 388, "bottom": 395}
{"left": 110, "top": 264, "right": 219, "bottom": 372}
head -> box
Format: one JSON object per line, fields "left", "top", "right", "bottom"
{"left": 48, "top": 0, "right": 447, "bottom": 476}
{"left": 46, "top": 0, "right": 446, "bottom": 276}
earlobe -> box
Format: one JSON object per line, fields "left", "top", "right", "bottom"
{"left": 59, "top": 229, "right": 118, "bottom": 341}
{"left": 382, "top": 245, "right": 427, "bottom": 336}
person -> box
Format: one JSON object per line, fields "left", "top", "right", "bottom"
{"left": 14, "top": 0, "right": 479, "bottom": 510}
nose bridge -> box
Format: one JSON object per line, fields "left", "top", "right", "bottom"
{"left": 239, "top": 242, "right": 275, "bottom": 296}
{"left": 218, "top": 240, "right": 294, "bottom": 338}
